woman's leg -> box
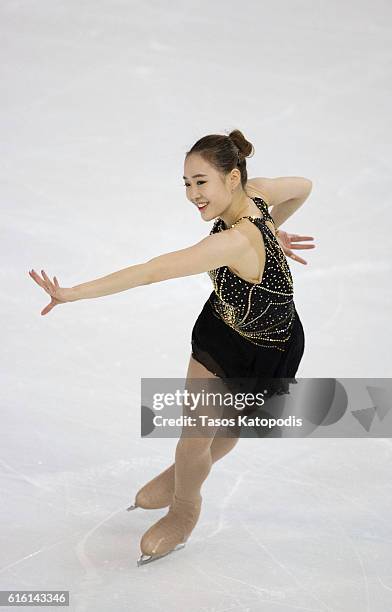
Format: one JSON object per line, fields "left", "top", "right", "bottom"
{"left": 133, "top": 430, "right": 239, "bottom": 507}
{"left": 174, "top": 354, "right": 240, "bottom": 500}
{"left": 133, "top": 355, "right": 240, "bottom": 509}
{"left": 138, "top": 355, "right": 239, "bottom": 561}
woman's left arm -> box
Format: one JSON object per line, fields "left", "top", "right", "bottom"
{"left": 248, "top": 176, "right": 313, "bottom": 228}
{"left": 268, "top": 177, "right": 313, "bottom": 228}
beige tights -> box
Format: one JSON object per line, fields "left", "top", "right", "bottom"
{"left": 134, "top": 429, "right": 240, "bottom": 508}
{"left": 139, "top": 426, "right": 240, "bottom": 558}
{"left": 138, "top": 371, "right": 240, "bottom": 558}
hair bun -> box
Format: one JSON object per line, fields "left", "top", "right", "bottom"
{"left": 228, "top": 129, "right": 254, "bottom": 159}
{"left": 186, "top": 128, "right": 255, "bottom": 190}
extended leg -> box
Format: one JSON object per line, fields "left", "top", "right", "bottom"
{"left": 137, "top": 356, "right": 236, "bottom": 564}
{"left": 129, "top": 426, "right": 240, "bottom": 509}
{"left": 138, "top": 437, "right": 214, "bottom": 563}
{"left": 129, "top": 355, "right": 240, "bottom": 510}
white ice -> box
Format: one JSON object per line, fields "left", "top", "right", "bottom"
{"left": 1, "top": 0, "right": 392, "bottom": 610}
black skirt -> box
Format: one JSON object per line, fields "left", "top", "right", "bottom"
{"left": 191, "top": 293, "right": 305, "bottom": 434}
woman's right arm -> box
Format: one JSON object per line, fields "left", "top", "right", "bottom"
{"left": 145, "top": 229, "right": 249, "bottom": 284}
{"left": 66, "top": 228, "right": 249, "bottom": 301}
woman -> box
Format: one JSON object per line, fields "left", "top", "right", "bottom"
{"left": 29, "top": 129, "right": 314, "bottom": 567}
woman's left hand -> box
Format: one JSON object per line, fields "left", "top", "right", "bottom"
{"left": 276, "top": 230, "right": 316, "bottom": 265}
{"left": 29, "top": 269, "right": 72, "bottom": 316}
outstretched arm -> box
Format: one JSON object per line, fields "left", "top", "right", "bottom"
{"left": 67, "top": 228, "right": 248, "bottom": 301}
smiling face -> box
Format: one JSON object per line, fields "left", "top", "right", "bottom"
{"left": 183, "top": 153, "right": 240, "bottom": 220}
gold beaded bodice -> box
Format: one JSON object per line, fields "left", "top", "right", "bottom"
{"left": 207, "top": 197, "right": 295, "bottom": 352}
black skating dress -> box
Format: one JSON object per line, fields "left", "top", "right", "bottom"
{"left": 191, "top": 196, "right": 305, "bottom": 432}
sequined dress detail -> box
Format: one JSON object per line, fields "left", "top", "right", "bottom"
{"left": 207, "top": 197, "right": 295, "bottom": 352}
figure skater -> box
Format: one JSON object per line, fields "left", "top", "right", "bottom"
{"left": 28, "top": 129, "right": 314, "bottom": 567}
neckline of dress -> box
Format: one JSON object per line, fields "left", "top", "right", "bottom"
{"left": 219, "top": 197, "right": 265, "bottom": 230}
{"left": 217, "top": 197, "right": 274, "bottom": 285}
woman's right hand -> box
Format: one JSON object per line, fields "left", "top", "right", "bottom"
{"left": 29, "top": 269, "right": 72, "bottom": 316}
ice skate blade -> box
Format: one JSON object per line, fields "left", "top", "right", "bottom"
{"left": 126, "top": 503, "right": 138, "bottom": 511}
{"left": 137, "top": 543, "right": 186, "bottom": 567}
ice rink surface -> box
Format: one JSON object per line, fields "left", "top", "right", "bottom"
{"left": 1, "top": 0, "right": 392, "bottom": 610}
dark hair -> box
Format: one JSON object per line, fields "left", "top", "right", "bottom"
{"left": 185, "top": 129, "right": 255, "bottom": 190}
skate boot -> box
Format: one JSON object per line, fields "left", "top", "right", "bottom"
{"left": 137, "top": 493, "right": 202, "bottom": 566}
{"left": 126, "top": 465, "right": 174, "bottom": 511}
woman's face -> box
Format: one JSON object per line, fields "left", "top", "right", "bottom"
{"left": 183, "top": 153, "right": 238, "bottom": 221}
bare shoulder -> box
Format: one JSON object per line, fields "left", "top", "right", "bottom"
{"left": 246, "top": 177, "right": 275, "bottom": 206}
{"left": 205, "top": 224, "right": 253, "bottom": 265}
{"left": 247, "top": 176, "right": 313, "bottom": 206}
{"left": 229, "top": 218, "right": 270, "bottom": 251}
